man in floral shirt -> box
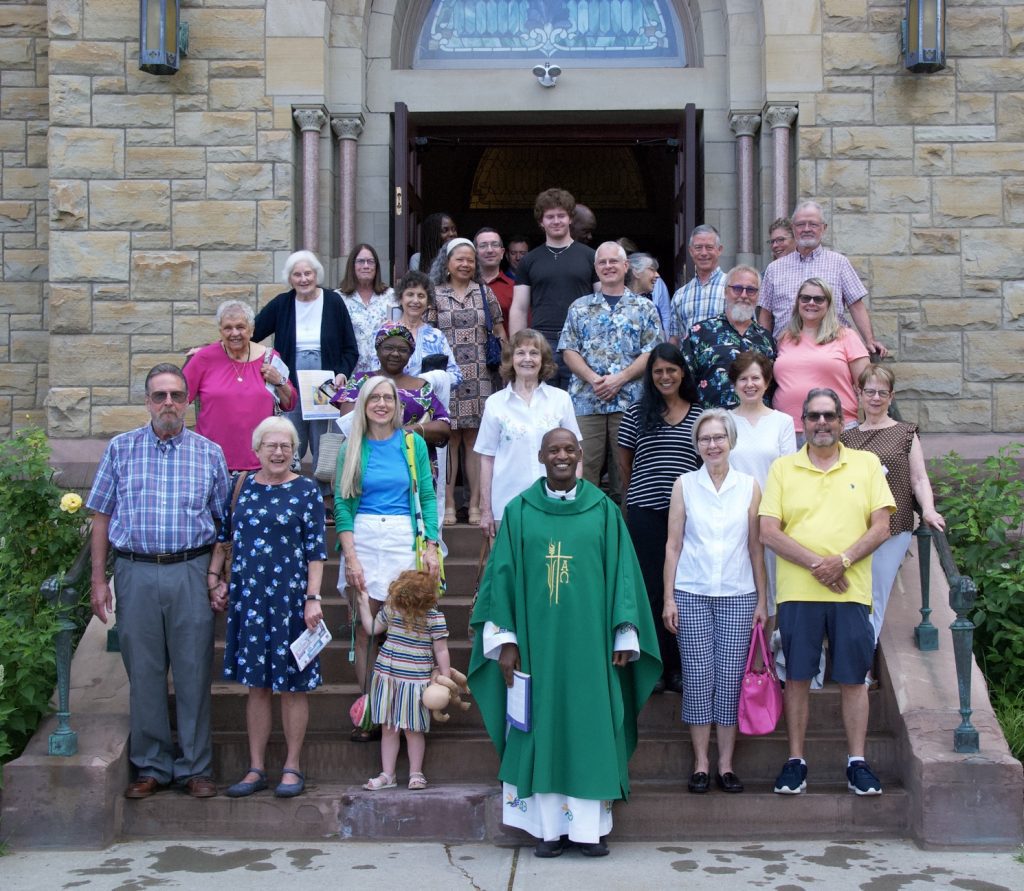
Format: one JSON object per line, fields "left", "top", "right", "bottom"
{"left": 684, "top": 265, "right": 776, "bottom": 408}
{"left": 559, "top": 242, "right": 662, "bottom": 500}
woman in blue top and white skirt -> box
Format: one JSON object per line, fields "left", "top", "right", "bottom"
{"left": 663, "top": 408, "right": 767, "bottom": 795}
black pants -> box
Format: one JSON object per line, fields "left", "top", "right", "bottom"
{"left": 626, "top": 504, "right": 680, "bottom": 678}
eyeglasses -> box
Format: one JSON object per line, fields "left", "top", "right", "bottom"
{"left": 260, "top": 441, "right": 294, "bottom": 452}
{"left": 804, "top": 411, "right": 839, "bottom": 422}
{"left": 861, "top": 388, "right": 891, "bottom": 398}
{"left": 798, "top": 294, "right": 828, "bottom": 305}
{"left": 367, "top": 393, "right": 396, "bottom": 404}
{"left": 727, "top": 284, "right": 759, "bottom": 296}
{"left": 476, "top": 241, "right": 502, "bottom": 250}
{"left": 148, "top": 390, "right": 187, "bottom": 404}
{"left": 354, "top": 258, "right": 376, "bottom": 266}
{"left": 379, "top": 343, "right": 411, "bottom": 354}
{"left": 793, "top": 220, "right": 823, "bottom": 230}
{"left": 697, "top": 434, "right": 729, "bottom": 446}
{"left": 768, "top": 236, "right": 790, "bottom": 245}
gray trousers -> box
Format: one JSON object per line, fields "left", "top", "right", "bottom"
{"left": 114, "top": 553, "right": 214, "bottom": 783}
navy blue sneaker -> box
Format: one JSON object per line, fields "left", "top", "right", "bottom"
{"left": 773, "top": 758, "right": 807, "bottom": 794}
{"left": 847, "top": 760, "right": 882, "bottom": 796}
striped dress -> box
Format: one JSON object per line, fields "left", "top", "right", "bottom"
{"left": 369, "top": 605, "right": 449, "bottom": 731}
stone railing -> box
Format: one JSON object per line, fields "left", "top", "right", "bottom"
{"left": 912, "top": 524, "right": 981, "bottom": 754}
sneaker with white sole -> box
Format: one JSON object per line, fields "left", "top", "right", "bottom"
{"left": 846, "top": 760, "right": 882, "bottom": 795}
{"left": 773, "top": 758, "right": 807, "bottom": 794}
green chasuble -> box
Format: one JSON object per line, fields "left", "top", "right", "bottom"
{"left": 468, "top": 479, "right": 662, "bottom": 801}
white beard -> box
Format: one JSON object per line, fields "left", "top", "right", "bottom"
{"left": 728, "top": 304, "right": 755, "bottom": 324}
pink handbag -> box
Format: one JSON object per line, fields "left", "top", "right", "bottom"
{"left": 737, "top": 622, "right": 783, "bottom": 735}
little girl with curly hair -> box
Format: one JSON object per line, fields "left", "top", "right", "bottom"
{"left": 356, "top": 569, "right": 450, "bottom": 790}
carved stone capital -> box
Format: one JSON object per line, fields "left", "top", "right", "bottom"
{"left": 763, "top": 105, "right": 798, "bottom": 131}
{"left": 292, "top": 106, "right": 327, "bottom": 133}
{"left": 730, "top": 113, "right": 761, "bottom": 139}
{"left": 331, "top": 115, "right": 364, "bottom": 142}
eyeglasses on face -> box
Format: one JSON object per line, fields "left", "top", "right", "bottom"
{"left": 697, "top": 434, "right": 729, "bottom": 446}
{"left": 260, "top": 441, "right": 294, "bottom": 452}
{"left": 768, "top": 236, "right": 790, "bottom": 245}
{"left": 804, "top": 411, "right": 839, "bottom": 422}
{"left": 861, "top": 388, "right": 891, "bottom": 398}
{"left": 354, "top": 258, "right": 376, "bottom": 266}
{"left": 476, "top": 241, "right": 502, "bottom": 250}
{"left": 798, "top": 293, "right": 828, "bottom": 305}
{"left": 367, "top": 392, "right": 396, "bottom": 404}
{"left": 379, "top": 342, "right": 411, "bottom": 354}
{"left": 148, "top": 390, "right": 187, "bottom": 404}
{"left": 727, "top": 284, "right": 759, "bottom": 296}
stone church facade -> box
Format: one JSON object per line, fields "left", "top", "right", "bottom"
{"left": 0, "top": 0, "right": 1022, "bottom": 441}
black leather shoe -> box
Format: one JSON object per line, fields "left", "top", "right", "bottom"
{"left": 716, "top": 771, "right": 744, "bottom": 793}
{"left": 653, "top": 676, "right": 666, "bottom": 694}
{"left": 578, "top": 839, "right": 609, "bottom": 857}
{"left": 667, "top": 673, "right": 684, "bottom": 694}
{"left": 535, "top": 838, "right": 565, "bottom": 858}
{"left": 687, "top": 771, "right": 710, "bottom": 793}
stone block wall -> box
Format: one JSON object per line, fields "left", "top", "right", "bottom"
{"left": 43, "top": 0, "right": 305, "bottom": 438}
{"left": 794, "top": 0, "right": 1024, "bottom": 432}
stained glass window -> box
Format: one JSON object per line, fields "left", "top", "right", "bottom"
{"left": 413, "top": 0, "right": 687, "bottom": 68}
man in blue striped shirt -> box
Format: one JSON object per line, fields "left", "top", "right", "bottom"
{"left": 88, "top": 363, "right": 231, "bottom": 800}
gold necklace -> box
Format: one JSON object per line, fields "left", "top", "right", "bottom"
{"left": 223, "top": 342, "right": 250, "bottom": 382}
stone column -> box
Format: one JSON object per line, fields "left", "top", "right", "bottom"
{"left": 763, "top": 104, "right": 798, "bottom": 220}
{"left": 730, "top": 112, "right": 761, "bottom": 262}
{"left": 331, "top": 114, "right": 364, "bottom": 260}
{"left": 293, "top": 106, "right": 328, "bottom": 252}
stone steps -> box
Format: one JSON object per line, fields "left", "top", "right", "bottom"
{"left": 119, "top": 781, "right": 910, "bottom": 843}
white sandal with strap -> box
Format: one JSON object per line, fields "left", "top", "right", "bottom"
{"left": 363, "top": 772, "right": 397, "bottom": 791}
{"left": 408, "top": 772, "right": 428, "bottom": 790}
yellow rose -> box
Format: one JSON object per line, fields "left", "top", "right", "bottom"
{"left": 60, "top": 492, "right": 83, "bottom": 514}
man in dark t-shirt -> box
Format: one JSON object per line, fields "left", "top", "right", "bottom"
{"left": 510, "top": 188, "right": 596, "bottom": 389}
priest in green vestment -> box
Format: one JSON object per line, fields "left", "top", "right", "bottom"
{"left": 468, "top": 428, "right": 661, "bottom": 858}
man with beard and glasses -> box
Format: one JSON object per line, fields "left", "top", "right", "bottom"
{"left": 759, "top": 388, "right": 894, "bottom": 798}
{"left": 757, "top": 201, "right": 887, "bottom": 357}
{"left": 87, "top": 363, "right": 231, "bottom": 800}
{"left": 682, "top": 265, "right": 776, "bottom": 409}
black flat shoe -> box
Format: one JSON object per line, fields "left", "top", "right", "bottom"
{"left": 535, "top": 838, "right": 565, "bottom": 858}
{"left": 578, "top": 839, "right": 609, "bottom": 857}
{"left": 667, "top": 673, "right": 684, "bottom": 694}
{"left": 716, "top": 771, "right": 744, "bottom": 793}
{"left": 687, "top": 771, "right": 710, "bottom": 793}
{"left": 653, "top": 676, "right": 667, "bottom": 694}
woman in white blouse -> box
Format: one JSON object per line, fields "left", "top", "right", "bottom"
{"left": 663, "top": 408, "right": 767, "bottom": 796}
{"left": 728, "top": 350, "right": 796, "bottom": 620}
{"left": 474, "top": 329, "right": 581, "bottom": 536}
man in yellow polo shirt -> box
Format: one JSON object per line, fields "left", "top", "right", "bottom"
{"left": 760, "top": 388, "right": 894, "bottom": 797}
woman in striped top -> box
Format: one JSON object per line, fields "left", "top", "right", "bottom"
{"left": 356, "top": 569, "right": 450, "bottom": 791}
{"left": 617, "top": 343, "right": 702, "bottom": 693}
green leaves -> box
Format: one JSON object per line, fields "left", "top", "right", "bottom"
{"left": 933, "top": 444, "right": 1024, "bottom": 692}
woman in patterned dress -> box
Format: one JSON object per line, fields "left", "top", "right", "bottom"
{"left": 841, "top": 365, "right": 945, "bottom": 656}
{"left": 428, "top": 238, "right": 507, "bottom": 526}
{"left": 338, "top": 243, "right": 395, "bottom": 376}
{"left": 209, "top": 416, "right": 327, "bottom": 799}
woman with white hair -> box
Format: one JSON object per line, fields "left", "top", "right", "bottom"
{"left": 184, "top": 299, "right": 296, "bottom": 471}
{"left": 208, "top": 416, "right": 326, "bottom": 799}
{"left": 254, "top": 250, "right": 358, "bottom": 475}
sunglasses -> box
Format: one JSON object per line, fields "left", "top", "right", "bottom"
{"left": 148, "top": 390, "right": 187, "bottom": 404}
{"left": 798, "top": 294, "right": 828, "bottom": 305}
{"left": 804, "top": 411, "right": 839, "bottom": 422}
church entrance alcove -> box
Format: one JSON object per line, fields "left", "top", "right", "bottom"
{"left": 393, "top": 104, "right": 704, "bottom": 289}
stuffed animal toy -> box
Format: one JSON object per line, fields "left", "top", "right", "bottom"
{"left": 422, "top": 667, "right": 472, "bottom": 723}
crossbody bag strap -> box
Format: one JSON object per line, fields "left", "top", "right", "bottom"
{"left": 479, "top": 284, "right": 494, "bottom": 334}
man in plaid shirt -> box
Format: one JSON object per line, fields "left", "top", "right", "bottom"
{"left": 668, "top": 224, "right": 726, "bottom": 344}
{"left": 757, "top": 201, "right": 888, "bottom": 357}
{"left": 88, "top": 363, "right": 230, "bottom": 801}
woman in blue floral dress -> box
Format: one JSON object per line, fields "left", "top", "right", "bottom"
{"left": 208, "top": 416, "right": 327, "bottom": 800}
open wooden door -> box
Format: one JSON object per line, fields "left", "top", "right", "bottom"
{"left": 671, "top": 103, "right": 702, "bottom": 284}
{"left": 392, "top": 102, "right": 424, "bottom": 279}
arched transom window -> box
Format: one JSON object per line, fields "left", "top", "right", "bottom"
{"left": 413, "top": 0, "right": 688, "bottom": 68}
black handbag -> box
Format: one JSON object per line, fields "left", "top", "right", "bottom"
{"left": 479, "top": 285, "right": 502, "bottom": 370}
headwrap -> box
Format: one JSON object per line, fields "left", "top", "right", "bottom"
{"left": 374, "top": 323, "right": 416, "bottom": 351}
{"left": 444, "top": 237, "right": 476, "bottom": 256}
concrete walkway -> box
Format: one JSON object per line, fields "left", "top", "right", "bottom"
{"left": 4, "top": 839, "right": 1022, "bottom": 889}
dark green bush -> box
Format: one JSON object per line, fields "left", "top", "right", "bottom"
{"left": 932, "top": 444, "right": 1024, "bottom": 692}
{"left": 0, "top": 427, "right": 89, "bottom": 773}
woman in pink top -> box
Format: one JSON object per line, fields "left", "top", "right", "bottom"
{"left": 771, "top": 278, "right": 869, "bottom": 440}
{"left": 184, "top": 299, "right": 296, "bottom": 471}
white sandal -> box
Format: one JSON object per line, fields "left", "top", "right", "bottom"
{"left": 408, "top": 772, "right": 428, "bottom": 790}
{"left": 363, "top": 772, "right": 397, "bottom": 791}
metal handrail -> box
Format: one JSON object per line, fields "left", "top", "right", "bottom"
{"left": 913, "top": 524, "right": 980, "bottom": 754}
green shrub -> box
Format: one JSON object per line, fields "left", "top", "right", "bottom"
{"left": 0, "top": 427, "right": 89, "bottom": 774}
{"left": 990, "top": 685, "right": 1024, "bottom": 765}
{"left": 932, "top": 444, "right": 1024, "bottom": 692}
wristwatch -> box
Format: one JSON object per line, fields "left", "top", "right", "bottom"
{"left": 304, "top": 594, "right": 322, "bottom": 602}
{"left": 840, "top": 552, "right": 852, "bottom": 570}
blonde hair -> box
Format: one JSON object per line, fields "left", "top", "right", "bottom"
{"left": 783, "top": 277, "right": 842, "bottom": 345}
{"left": 337, "top": 377, "right": 402, "bottom": 499}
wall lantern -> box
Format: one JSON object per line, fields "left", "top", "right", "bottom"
{"left": 139, "top": 0, "right": 189, "bottom": 75}
{"left": 900, "top": 0, "right": 945, "bottom": 73}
